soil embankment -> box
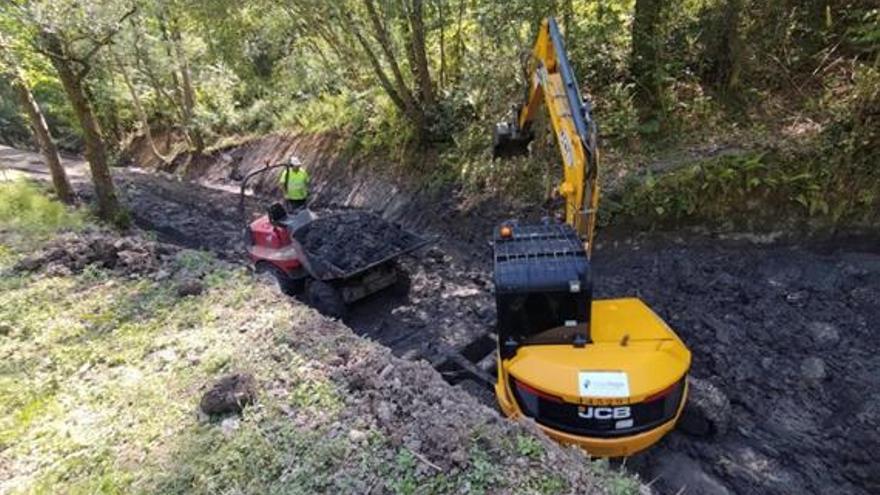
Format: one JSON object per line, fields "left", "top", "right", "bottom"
{"left": 2, "top": 227, "right": 634, "bottom": 493}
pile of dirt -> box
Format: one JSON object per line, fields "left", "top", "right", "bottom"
{"left": 260, "top": 289, "right": 638, "bottom": 493}
{"left": 294, "top": 211, "right": 423, "bottom": 274}
{"left": 199, "top": 372, "right": 257, "bottom": 416}
{"left": 11, "top": 231, "right": 179, "bottom": 277}
{"left": 337, "top": 349, "right": 610, "bottom": 484}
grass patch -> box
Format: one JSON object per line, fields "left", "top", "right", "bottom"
{"left": 0, "top": 179, "right": 85, "bottom": 236}
{"left": 1, "top": 190, "right": 641, "bottom": 494}
{"left": 0, "top": 227, "right": 351, "bottom": 493}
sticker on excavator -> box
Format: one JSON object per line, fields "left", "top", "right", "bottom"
{"left": 578, "top": 371, "right": 630, "bottom": 398}
{"left": 560, "top": 130, "right": 575, "bottom": 167}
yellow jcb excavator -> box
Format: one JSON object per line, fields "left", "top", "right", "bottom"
{"left": 491, "top": 17, "right": 692, "bottom": 457}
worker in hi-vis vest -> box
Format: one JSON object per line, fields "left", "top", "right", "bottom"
{"left": 278, "top": 155, "right": 310, "bottom": 212}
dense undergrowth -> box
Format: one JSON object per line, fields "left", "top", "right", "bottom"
{"left": 607, "top": 65, "right": 880, "bottom": 234}
{"left": 2, "top": 1, "right": 877, "bottom": 235}
{"left": 0, "top": 180, "right": 86, "bottom": 237}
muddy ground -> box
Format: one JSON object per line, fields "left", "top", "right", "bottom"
{"left": 106, "top": 169, "right": 879, "bottom": 495}
{"left": 4, "top": 142, "right": 878, "bottom": 494}
{"left": 595, "top": 233, "right": 880, "bottom": 495}
{"left": 3, "top": 228, "right": 633, "bottom": 494}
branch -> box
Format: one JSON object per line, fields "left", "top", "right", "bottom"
{"left": 74, "top": 5, "right": 138, "bottom": 79}
{"left": 363, "top": 0, "right": 419, "bottom": 113}
{"left": 351, "top": 24, "right": 408, "bottom": 114}
{"left": 29, "top": 41, "right": 66, "bottom": 62}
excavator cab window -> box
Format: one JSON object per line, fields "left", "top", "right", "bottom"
{"left": 497, "top": 291, "right": 588, "bottom": 358}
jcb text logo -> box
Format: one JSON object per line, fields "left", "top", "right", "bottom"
{"left": 578, "top": 406, "right": 631, "bottom": 420}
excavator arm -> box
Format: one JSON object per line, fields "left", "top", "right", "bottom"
{"left": 493, "top": 18, "right": 600, "bottom": 255}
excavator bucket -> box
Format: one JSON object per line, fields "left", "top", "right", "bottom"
{"left": 492, "top": 122, "right": 533, "bottom": 159}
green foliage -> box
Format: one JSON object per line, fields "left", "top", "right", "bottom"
{"left": 2, "top": 0, "right": 878, "bottom": 231}
{"left": 0, "top": 79, "right": 31, "bottom": 148}
{"left": 29, "top": 75, "right": 84, "bottom": 150}
{"left": 515, "top": 434, "right": 544, "bottom": 459}
{"left": 846, "top": 8, "right": 880, "bottom": 51}
{"left": 0, "top": 180, "right": 85, "bottom": 235}
{"left": 612, "top": 129, "right": 880, "bottom": 232}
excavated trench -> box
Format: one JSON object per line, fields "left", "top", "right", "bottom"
{"left": 63, "top": 159, "right": 879, "bottom": 495}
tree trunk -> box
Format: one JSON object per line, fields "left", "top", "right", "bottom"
{"left": 722, "top": 0, "right": 745, "bottom": 94}
{"left": 452, "top": 0, "right": 466, "bottom": 84}
{"left": 12, "top": 75, "right": 75, "bottom": 204}
{"left": 41, "top": 31, "right": 120, "bottom": 220}
{"left": 631, "top": 0, "right": 666, "bottom": 124}
{"left": 132, "top": 16, "right": 186, "bottom": 126}
{"left": 351, "top": 26, "right": 412, "bottom": 119}
{"left": 437, "top": 0, "right": 446, "bottom": 90}
{"left": 115, "top": 51, "right": 170, "bottom": 166}
{"left": 170, "top": 23, "right": 204, "bottom": 154}
{"left": 362, "top": 0, "right": 422, "bottom": 119}
{"left": 407, "top": 0, "right": 435, "bottom": 107}
{"left": 359, "top": 0, "right": 427, "bottom": 136}
{"left": 158, "top": 14, "right": 195, "bottom": 150}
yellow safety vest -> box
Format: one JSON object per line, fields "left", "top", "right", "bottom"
{"left": 279, "top": 168, "right": 310, "bottom": 200}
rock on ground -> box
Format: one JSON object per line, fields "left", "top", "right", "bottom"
{"left": 199, "top": 373, "right": 257, "bottom": 416}
{"left": 679, "top": 376, "right": 731, "bottom": 437}
{"left": 176, "top": 278, "right": 205, "bottom": 297}
{"left": 807, "top": 322, "right": 840, "bottom": 349}
{"left": 800, "top": 356, "right": 827, "bottom": 384}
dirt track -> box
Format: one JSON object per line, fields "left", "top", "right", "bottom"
{"left": 3, "top": 144, "right": 878, "bottom": 494}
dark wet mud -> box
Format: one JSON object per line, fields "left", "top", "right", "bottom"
{"left": 594, "top": 234, "right": 880, "bottom": 495}
{"left": 294, "top": 211, "right": 424, "bottom": 274}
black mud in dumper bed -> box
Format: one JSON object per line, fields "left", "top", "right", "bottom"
{"left": 240, "top": 163, "right": 428, "bottom": 319}
{"left": 293, "top": 210, "right": 428, "bottom": 316}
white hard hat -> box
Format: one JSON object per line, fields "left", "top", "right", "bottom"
{"left": 289, "top": 156, "right": 302, "bottom": 166}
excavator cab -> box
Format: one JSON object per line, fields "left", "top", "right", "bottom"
{"left": 494, "top": 222, "right": 591, "bottom": 360}
{"left": 493, "top": 220, "right": 690, "bottom": 457}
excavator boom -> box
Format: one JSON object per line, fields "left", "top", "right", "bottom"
{"left": 493, "top": 18, "right": 599, "bottom": 253}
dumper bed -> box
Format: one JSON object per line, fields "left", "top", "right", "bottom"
{"left": 292, "top": 211, "right": 427, "bottom": 281}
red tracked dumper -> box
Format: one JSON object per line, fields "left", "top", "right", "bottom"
{"left": 240, "top": 163, "right": 427, "bottom": 319}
